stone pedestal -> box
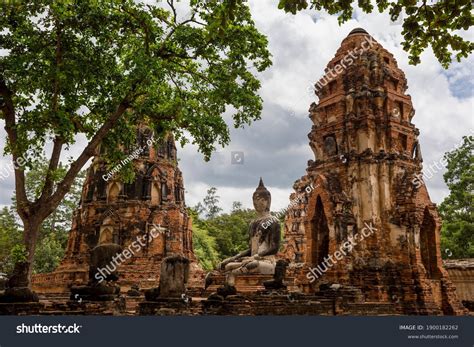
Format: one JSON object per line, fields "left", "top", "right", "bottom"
{"left": 145, "top": 255, "right": 189, "bottom": 301}
{"left": 0, "top": 287, "right": 39, "bottom": 303}
{"left": 263, "top": 259, "right": 289, "bottom": 290}
{"left": 140, "top": 256, "right": 192, "bottom": 315}
{"left": 205, "top": 274, "right": 276, "bottom": 295}
{"left": 159, "top": 255, "right": 189, "bottom": 297}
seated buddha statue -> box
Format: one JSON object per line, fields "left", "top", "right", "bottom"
{"left": 218, "top": 178, "right": 281, "bottom": 287}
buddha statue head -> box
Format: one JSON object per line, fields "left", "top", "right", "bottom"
{"left": 253, "top": 178, "right": 271, "bottom": 214}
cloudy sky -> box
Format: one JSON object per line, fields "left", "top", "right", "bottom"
{"left": 0, "top": 0, "right": 473, "bottom": 214}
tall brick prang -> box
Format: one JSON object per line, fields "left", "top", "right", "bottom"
{"left": 282, "top": 28, "right": 465, "bottom": 315}
{"left": 33, "top": 125, "right": 202, "bottom": 294}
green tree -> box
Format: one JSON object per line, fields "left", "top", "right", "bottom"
{"left": 0, "top": 0, "right": 271, "bottom": 285}
{"left": 192, "top": 225, "right": 220, "bottom": 271}
{"left": 231, "top": 201, "right": 243, "bottom": 212}
{"left": 206, "top": 208, "right": 256, "bottom": 260}
{"left": 439, "top": 135, "right": 474, "bottom": 258}
{"left": 189, "top": 208, "right": 220, "bottom": 270}
{"left": 0, "top": 207, "right": 22, "bottom": 274}
{"left": 33, "top": 232, "right": 68, "bottom": 274}
{"left": 200, "top": 187, "right": 223, "bottom": 219}
{"left": 278, "top": 0, "right": 473, "bottom": 68}
{"left": 9, "top": 157, "right": 85, "bottom": 274}
{"left": 192, "top": 189, "right": 255, "bottom": 263}
{"left": 188, "top": 208, "right": 220, "bottom": 271}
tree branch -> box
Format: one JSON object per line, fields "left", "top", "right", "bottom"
{"left": 157, "top": 10, "right": 207, "bottom": 58}
{"left": 38, "top": 137, "right": 63, "bottom": 203}
{"left": 167, "top": 0, "right": 177, "bottom": 23}
{"left": 120, "top": 6, "right": 151, "bottom": 55}
{"left": 39, "top": 19, "right": 64, "bottom": 203}
{"left": 42, "top": 98, "right": 131, "bottom": 218}
{"left": 0, "top": 79, "right": 30, "bottom": 219}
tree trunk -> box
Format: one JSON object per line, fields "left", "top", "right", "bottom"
{"left": 20, "top": 218, "right": 41, "bottom": 287}
{"left": 1, "top": 217, "right": 42, "bottom": 303}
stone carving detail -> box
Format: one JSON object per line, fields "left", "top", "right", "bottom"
{"left": 334, "top": 194, "right": 357, "bottom": 243}
{"left": 372, "top": 87, "right": 385, "bottom": 113}
{"left": 345, "top": 88, "right": 355, "bottom": 114}
{"left": 413, "top": 141, "right": 423, "bottom": 162}
{"left": 323, "top": 135, "right": 338, "bottom": 156}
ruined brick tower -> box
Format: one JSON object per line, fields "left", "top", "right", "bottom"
{"left": 282, "top": 28, "right": 465, "bottom": 314}
{"left": 33, "top": 125, "right": 202, "bottom": 293}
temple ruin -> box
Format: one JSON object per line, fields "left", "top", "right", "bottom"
{"left": 18, "top": 28, "right": 470, "bottom": 316}
{"left": 32, "top": 125, "right": 203, "bottom": 295}
{"left": 282, "top": 28, "right": 466, "bottom": 315}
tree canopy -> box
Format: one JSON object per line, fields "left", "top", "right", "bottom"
{"left": 278, "top": 0, "right": 473, "bottom": 68}
{"left": 0, "top": 0, "right": 271, "bottom": 280}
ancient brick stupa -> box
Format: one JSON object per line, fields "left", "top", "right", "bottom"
{"left": 282, "top": 28, "right": 465, "bottom": 314}
{"left": 33, "top": 125, "right": 202, "bottom": 293}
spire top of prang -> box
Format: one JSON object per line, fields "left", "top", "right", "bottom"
{"left": 348, "top": 27, "right": 369, "bottom": 36}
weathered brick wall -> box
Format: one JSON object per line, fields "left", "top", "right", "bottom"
{"left": 444, "top": 259, "right": 474, "bottom": 304}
